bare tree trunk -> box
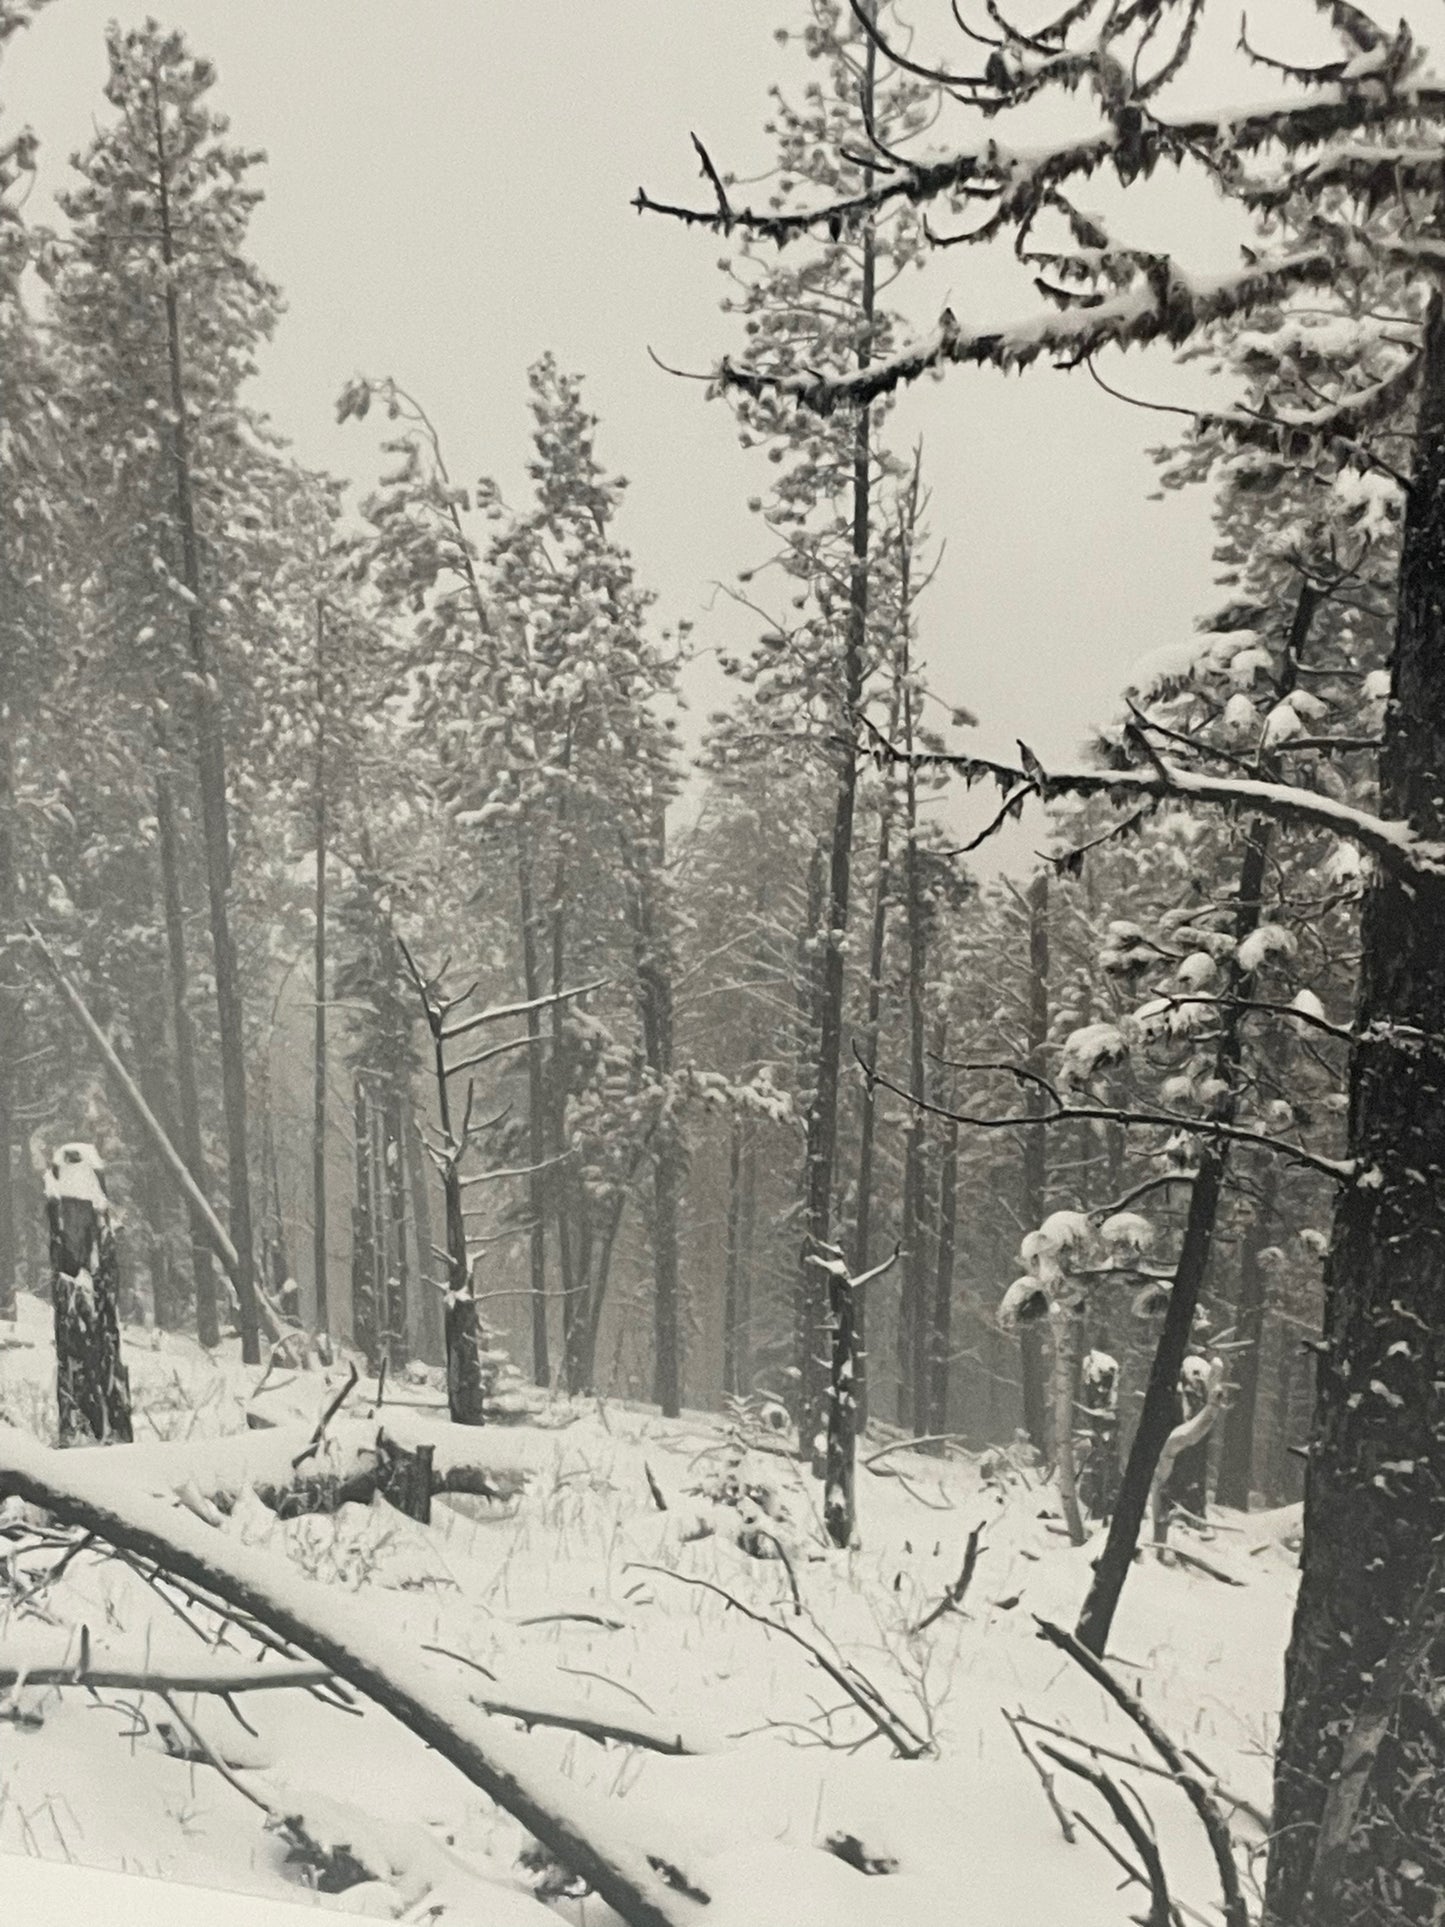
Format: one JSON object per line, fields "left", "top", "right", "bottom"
{"left": 1216, "top": 1166, "right": 1279, "bottom": 1511}
{"left": 929, "top": 1044, "right": 959, "bottom": 1438}
{"left": 1018, "top": 872, "right": 1051, "bottom": 1458}
{"left": 311, "top": 599, "right": 330, "bottom": 1335}
{"left": 1052, "top": 1305, "right": 1087, "bottom": 1545}
{"left": 382, "top": 1089, "right": 410, "bottom": 1371}
{"left": 794, "top": 838, "right": 827, "bottom": 1434}
{"left": 723, "top": 1118, "right": 744, "bottom": 1397}
{"left": 515, "top": 825, "right": 550, "bottom": 1387}
{"left": 404, "top": 1092, "right": 442, "bottom": 1365}
{"left": 350, "top": 1080, "right": 378, "bottom": 1367}
{"left": 0, "top": 708, "right": 17, "bottom": 1323}
{"left": 852, "top": 679, "right": 903, "bottom": 1432}
{"left": 823, "top": 1262, "right": 859, "bottom": 1547}
{"left": 153, "top": 759, "right": 220, "bottom": 1348}
{"left": 798, "top": 32, "right": 876, "bottom": 1452}
{"left": 899, "top": 637, "right": 929, "bottom": 1433}
{"left": 151, "top": 75, "right": 259, "bottom": 1363}
{"left": 47, "top": 1145, "right": 132, "bottom": 1446}
{"left": 621, "top": 804, "right": 682, "bottom": 1418}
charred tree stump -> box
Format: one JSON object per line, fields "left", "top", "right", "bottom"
{"left": 374, "top": 1433, "right": 434, "bottom": 1524}
{"left": 46, "top": 1143, "right": 132, "bottom": 1447}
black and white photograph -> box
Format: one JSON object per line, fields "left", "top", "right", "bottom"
{"left": 1, "top": 4, "right": 1441, "bottom": 1925}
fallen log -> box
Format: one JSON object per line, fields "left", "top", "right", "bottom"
{"left": 0, "top": 1426, "right": 707, "bottom": 1927}
{"left": 106, "top": 1409, "right": 553, "bottom": 1518}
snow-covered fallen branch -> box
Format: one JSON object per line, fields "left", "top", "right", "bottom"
{"left": 0, "top": 1427, "right": 709, "bottom": 1927}
{"left": 107, "top": 1409, "right": 554, "bottom": 1517}
{"left": 0, "top": 1639, "right": 332, "bottom": 1697}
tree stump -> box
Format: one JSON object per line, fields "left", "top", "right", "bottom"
{"left": 46, "top": 1143, "right": 133, "bottom": 1446}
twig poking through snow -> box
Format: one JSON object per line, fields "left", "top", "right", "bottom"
{"left": 910, "top": 1520, "right": 985, "bottom": 1635}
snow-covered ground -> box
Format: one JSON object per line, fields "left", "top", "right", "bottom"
{"left": 1, "top": 1293, "right": 1299, "bottom": 1926}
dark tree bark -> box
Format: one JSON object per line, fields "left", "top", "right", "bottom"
{"left": 47, "top": 1145, "right": 132, "bottom": 1446}
{"left": 151, "top": 75, "right": 259, "bottom": 1363}
{"left": 515, "top": 826, "right": 551, "bottom": 1387}
{"left": 798, "top": 29, "right": 877, "bottom": 1449}
{"left": 793, "top": 838, "right": 827, "bottom": 1433}
{"left": 312, "top": 599, "right": 330, "bottom": 1336}
{"left": 852, "top": 665, "right": 905, "bottom": 1432}
{"left": 381, "top": 1090, "right": 410, "bottom": 1371}
{"left": 898, "top": 547, "right": 930, "bottom": 1435}
{"left": 404, "top": 1093, "right": 442, "bottom": 1366}
{"left": 350, "top": 1081, "right": 378, "bottom": 1368}
{"left": 929, "top": 1073, "right": 959, "bottom": 1437}
{"left": 1018, "top": 871, "right": 1051, "bottom": 1458}
{"left": 823, "top": 1260, "right": 859, "bottom": 1547}
{"left": 153, "top": 757, "right": 220, "bottom": 1348}
{"left": 622, "top": 803, "right": 683, "bottom": 1418}
{"left": 723, "top": 1119, "right": 748, "bottom": 1397}
{"left": 1216, "top": 1166, "right": 1279, "bottom": 1512}
{"left": 0, "top": 709, "right": 17, "bottom": 1323}
{"left": 1268, "top": 296, "right": 1445, "bottom": 1927}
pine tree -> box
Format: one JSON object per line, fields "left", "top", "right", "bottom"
{"left": 53, "top": 24, "right": 283, "bottom": 1362}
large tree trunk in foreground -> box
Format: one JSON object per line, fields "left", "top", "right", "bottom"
{"left": 46, "top": 1145, "right": 132, "bottom": 1446}
{"left": 1268, "top": 295, "right": 1445, "bottom": 1927}
{"left": 0, "top": 1429, "right": 701, "bottom": 1927}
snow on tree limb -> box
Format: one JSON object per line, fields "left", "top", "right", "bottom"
{"left": 716, "top": 246, "right": 1342, "bottom": 414}
{"left": 638, "top": 80, "right": 1445, "bottom": 248}
{"left": 861, "top": 721, "right": 1445, "bottom": 877}
{"left": 0, "top": 1426, "right": 708, "bottom": 1927}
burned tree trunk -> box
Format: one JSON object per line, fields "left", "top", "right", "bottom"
{"left": 46, "top": 1144, "right": 132, "bottom": 1447}
{"left": 1268, "top": 296, "right": 1445, "bottom": 1927}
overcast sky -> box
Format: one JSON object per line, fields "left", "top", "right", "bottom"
{"left": 6, "top": 0, "right": 1396, "bottom": 859}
